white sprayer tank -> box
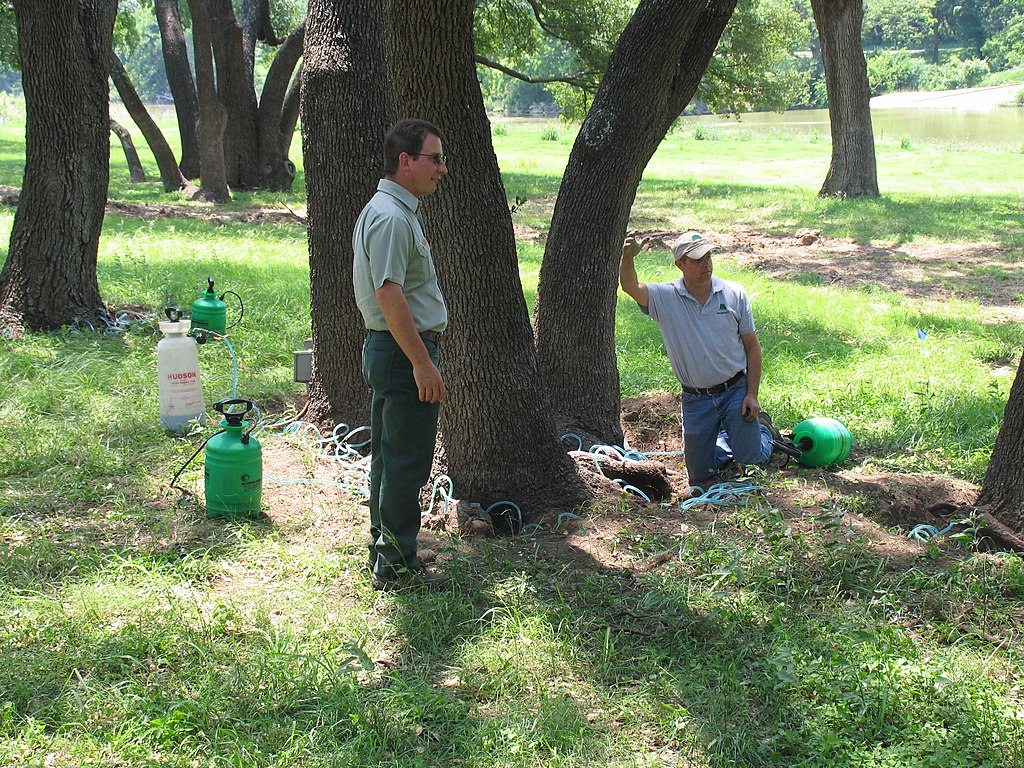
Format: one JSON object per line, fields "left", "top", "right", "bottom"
{"left": 157, "top": 316, "right": 206, "bottom": 433}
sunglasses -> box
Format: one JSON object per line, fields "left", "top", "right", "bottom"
{"left": 410, "top": 152, "right": 447, "bottom": 165}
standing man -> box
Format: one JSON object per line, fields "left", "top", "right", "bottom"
{"left": 353, "top": 119, "right": 450, "bottom": 590}
{"left": 619, "top": 231, "right": 776, "bottom": 485}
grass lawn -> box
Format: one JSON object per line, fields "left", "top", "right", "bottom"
{"left": 2, "top": 106, "right": 1024, "bottom": 767}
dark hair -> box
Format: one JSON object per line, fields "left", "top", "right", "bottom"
{"left": 383, "top": 118, "right": 444, "bottom": 175}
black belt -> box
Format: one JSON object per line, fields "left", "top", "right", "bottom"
{"left": 368, "top": 329, "right": 443, "bottom": 344}
{"left": 682, "top": 370, "right": 745, "bottom": 396}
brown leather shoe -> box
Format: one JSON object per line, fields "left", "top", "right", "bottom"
{"left": 372, "top": 566, "right": 450, "bottom": 592}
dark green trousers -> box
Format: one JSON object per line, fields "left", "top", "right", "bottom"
{"left": 362, "top": 331, "right": 440, "bottom": 578}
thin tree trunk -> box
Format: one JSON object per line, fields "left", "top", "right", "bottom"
{"left": 279, "top": 62, "right": 302, "bottom": 158}
{"left": 303, "top": 0, "right": 391, "bottom": 428}
{"left": 206, "top": 0, "right": 261, "bottom": 189}
{"left": 258, "top": 19, "right": 304, "bottom": 192}
{"left": 384, "top": 0, "right": 590, "bottom": 513}
{"left": 535, "top": 0, "right": 737, "bottom": 446}
{"left": 109, "top": 118, "right": 146, "bottom": 182}
{"left": 0, "top": 0, "right": 117, "bottom": 332}
{"left": 811, "top": 0, "right": 879, "bottom": 198}
{"left": 109, "top": 51, "right": 191, "bottom": 193}
{"left": 978, "top": 350, "right": 1024, "bottom": 525}
{"left": 186, "top": 0, "right": 230, "bottom": 203}
{"left": 154, "top": 0, "right": 201, "bottom": 179}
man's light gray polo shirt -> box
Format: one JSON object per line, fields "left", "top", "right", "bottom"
{"left": 352, "top": 179, "right": 448, "bottom": 333}
{"left": 645, "top": 276, "right": 755, "bottom": 389}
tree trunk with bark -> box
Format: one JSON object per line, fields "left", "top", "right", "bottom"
{"left": 384, "top": 0, "right": 590, "bottom": 512}
{"left": 109, "top": 51, "right": 192, "bottom": 193}
{"left": 978, "top": 351, "right": 1024, "bottom": 526}
{"left": 206, "top": 0, "right": 261, "bottom": 190}
{"left": 534, "top": 0, "right": 737, "bottom": 445}
{"left": 302, "top": 0, "right": 391, "bottom": 428}
{"left": 109, "top": 119, "right": 146, "bottom": 182}
{"left": 0, "top": 0, "right": 117, "bottom": 332}
{"left": 811, "top": 0, "right": 879, "bottom": 198}
{"left": 258, "top": 20, "right": 304, "bottom": 192}
{"left": 186, "top": 0, "right": 230, "bottom": 203}
{"left": 154, "top": 0, "right": 201, "bottom": 179}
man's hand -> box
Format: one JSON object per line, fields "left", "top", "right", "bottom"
{"left": 622, "top": 234, "right": 650, "bottom": 260}
{"left": 619, "top": 235, "right": 651, "bottom": 307}
{"left": 414, "top": 360, "right": 445, "bottom": 404}
{"left": 741, "top": 393, "right": 761, "bottom": 423}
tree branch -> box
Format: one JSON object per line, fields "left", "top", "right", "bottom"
{"left": 474, "top": 54, "right": 596, "bottom": 91}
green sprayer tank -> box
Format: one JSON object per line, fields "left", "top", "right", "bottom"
{"left": 791, "top": 417, "right": 853, "bottom": 467}
{"left": 191, "top": 277, "right": 228, "bottom": 338}
{"left": 204, "top": 398, "right": 262, "bottom": 518}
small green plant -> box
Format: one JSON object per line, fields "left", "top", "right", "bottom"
{"left": 1017, "top": 89, "right": 1024, "bottom": 107}
{"left": 900, "top": 134, "right": 914, "bottom": 150}
{"left": 539, "top": 125, "right": 559, "bottom": 142}
{"left": 692, "top": 124, "right": 718, "bottom": 141}
{"left": 492, "top": 122, "right": 509, "bottom": 137}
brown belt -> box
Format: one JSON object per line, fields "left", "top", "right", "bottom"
{"left": 682, "top": 370, "right": 745, "bottom": 396}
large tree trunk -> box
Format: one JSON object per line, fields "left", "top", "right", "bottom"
{"left": 206, "top": 0, "right": 261, "bottom": 190}
{"left": 186, "top": 0, "right": 230, "bottom": 203}
{"left": 811, "top": 0, "right": 879, "bottom": 198}
{"left": 154, "top": 0, "right": 201, "bottom": 179}
{"left": 109, "top": 51, "right": 191, "bottom": 193}
{"left": 535, "top": 0, "right": 737, "bottom": 446}
{"left": 302, "top": 0, "right": 392, "bottom": 428}
{"left": 384, "top": 0, "right": 590, "bottom": 512}
{"left": 0, "top": 0, "right": 116, "bottom": 333}
{"left": 978, "top": 351, "right": 1024, "bottom": 525}
{"left": 258, "top": 19, "right": 304, "bottom": 192}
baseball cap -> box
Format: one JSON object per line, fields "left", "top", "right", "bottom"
{"left": 671, "top": 231, "right": 721, "bottom": 261}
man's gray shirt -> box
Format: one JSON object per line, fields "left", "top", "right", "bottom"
{"left": 645, "top": 276, "right": 755, "bottom": 389}
{"left": 352, "top": 179, "right": 448, "bottom": 333}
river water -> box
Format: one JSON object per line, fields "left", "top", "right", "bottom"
{"left": 684, "top": 84, "right": 1024, "bottom": 146}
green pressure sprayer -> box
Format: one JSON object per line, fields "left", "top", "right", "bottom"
{"left": 191, "top": 277, "right": 243, "bottom": 343}
{"left": 774, "top": 417, "right": 854, "bottom": 467}
{"left": 204, "top": 398, "right": 263, "bottom": 519}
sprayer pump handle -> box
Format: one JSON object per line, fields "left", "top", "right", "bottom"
{"left": 207, "top": 277, "right": 216, "bottom": 293}
{"left": 165, "top": 306, "right": 183, "bottom": 322}
{"left": 213, "top": 398, "right": 254, "bottom": 426}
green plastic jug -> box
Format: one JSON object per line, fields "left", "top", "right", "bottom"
{"left": 204, "top": 398, "right": 262, "bottom": 518}
{"left": 191, "top": 277, "right": 228, "bottom": 338}
{"left": 792, "top": 417, "right": 853, "bottom": 467}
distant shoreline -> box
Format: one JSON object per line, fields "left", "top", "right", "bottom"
{"left": 870, "top": 83, "right": 1024, "bottom": 110}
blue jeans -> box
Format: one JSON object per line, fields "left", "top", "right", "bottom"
{"left": 680, "top": 375, "right": 773, "bottom": 484}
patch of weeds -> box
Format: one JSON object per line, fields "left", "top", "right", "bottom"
{"left": 539, "top": 125, "right": 559, "bottom": 142}
{"left": 900, "top": 134, "right": 914, "bottom": 150}
{"left": 793, "top": 270, "right": 823, "bottom": 286}
{"left": 692, "top": 124, "right": 719, "bottom": 141}
{"left": 491, "top": 122, "right": 509, "bottom": 137}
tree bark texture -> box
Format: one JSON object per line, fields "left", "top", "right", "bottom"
{"left": 0, "top": 0, "right": 116, "bottom": 332}
{"left": 534, "top": 0, "right": 737, "bottom": 445}
{"left": 206, "top": 0, "right": 261, "bottom": 189}
{"left": 109, "top": 51, "right": 190, "bottom": 193}
{"left": 978, "top": 350, "right": 1024, "bottom": 526}
{"left": 109, "top": 119, "right": 146, "bottom": 182}
{"left": 186, "top": 0, "right": 230, "bottom": 203}
{"left": 384, "top": 0, "right": 590, "bottom": 512}
{"left": 154, "top": 0, "right": 201, "bottom": 179}
{"left": 258, "top": 20, "right": 304, "bottom": 192}
{"left": 279, "top": 63, "right": 302, "bottom": 159}
{"left": 302, "top": 0, "right": 392, "bottom": 428}
{"left": 811, "top": 0, "right": 879, "bottom": 198}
